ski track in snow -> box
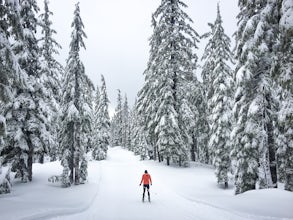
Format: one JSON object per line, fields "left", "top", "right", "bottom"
{"left": 48, "top": 147, "right": 264, "bottom": 220}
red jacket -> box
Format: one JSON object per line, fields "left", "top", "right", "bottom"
{"left": 140, "top": 173, "right": 152, "bottom": 185}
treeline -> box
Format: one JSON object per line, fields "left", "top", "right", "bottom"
{"left": 111, "top": 0, "right": 293, "bottom": 195}
{"left": 0, "top": 1, "right": 110, "bottom": 193}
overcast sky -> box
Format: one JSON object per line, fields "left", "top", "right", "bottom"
{"left": 37, "top": 0, "right": 239, "bottom": 112}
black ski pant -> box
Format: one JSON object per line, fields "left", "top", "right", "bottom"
{"left": 143, "top": 184, "right": 150, "bottom": 198}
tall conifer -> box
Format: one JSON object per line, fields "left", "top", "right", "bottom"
{"left": 39, "top": 0, "right": 63, "bottom": 161}
{"left": 60, "top": 2, "right": 90, "bottom": 186}
{"left": 202, "top": 4, "right": 234, "bottom": 187}
{"left": 3, "top": 0, "right": 50, "bottom": 182}
{"left": 136, "top": 0, "right": 199, "bottom": 165}
{"left": 232, "top": 0, "right": 279, "bottom": 194}
{"left": 276, "top": 0, "right": 293, "bottom": 191}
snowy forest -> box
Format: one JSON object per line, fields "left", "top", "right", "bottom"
{"left": 1, "top": 0, "right": 293, "bottom": 200}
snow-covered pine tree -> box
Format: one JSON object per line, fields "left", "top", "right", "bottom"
{"left": 60, "top": 2, "right": 90, "bottom": 186}
{"left": 3, "top": 0, "right": 50, "bottom": 182}
{"left": 92, "top": 84, "right": 101, "bottom": 159}
{"left": 122, "top": 95, "right": 131, "bottom": 149}
{"left": 155, "top": 76, "right": 185, "bottom": 165}
{"left": 0, "top": 0, "right": 21, "bottom": 142}
{"left": 38, "top": 0, "right": 63, "bottom": 162}
{"left": 0, "top": 0, "right": 25, "bottom": 193}
{"left": 200, "top": 17, "right": 217, "bottom": 164}
{"left": 231, "top": 0, "right": 279, "bottom": 194}
{"left": 98, "top": 75, "right": 110, "bottom": 156}
{"left": 128, "top": 107, "right": 136, "bottom": 153}
{"left": 276, "top": 0, "right": 293, "bottom": 192}
{"left": 189, "top": 78, "right": 210, "bottom": 164}
{"left": 129, "top": 103, "right": 152, "bottom": 159}
{"left": 0, "top": 163, "right": 12, "bottom": 194}
{"left": 81, "top": 74, "right": 94, "bottom": 154}
{"left": 255, "top": 0, "right": 280, "bottom": 190}
{"left": 136, "top": 14, "right": 162, "bottom": 161}
{"left": 92, "top": 75, "right": 110, "bottom": 160}
{"left": 136, "top": 0, "right": 199, "bottom": 166}
{"left": 0, "top": 0, "right": 11, "bottom": 193}
{"left": 110, "top": 90, "right": 123, "bottom": 146}
{"left": 202, "top": 4, "right": 234, "bottom": 187}
{"left": 186, "top": 78, "right": 200, "bottom": 162}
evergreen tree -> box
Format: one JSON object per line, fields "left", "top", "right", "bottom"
{"left": 81, "top": 74, "right": 94, "bottom": 154}
{"left": 92, "top": 75, "right": 110, "bottom": 160}
{"left": 202, "top": 4, "right": 234, "bottom": 187}
{"left": 92, "top": 85, "right": 101, "bottom": 159}
{"left": 187, "top": 79, "right": 203, "bottom": 162}
{"left": 155, "top": 77, "right": 185, "bottom": 165}
{"left": 122, "top": 95, "right": 130, "bottom": 149}
{"left": 0, "top": 0, "right": 24, "bottom": 193}
{"left": 38, "top": 0, "right": 63, "bottom": 161}
{"left": 0, "top": 0, "right": 22, "bottom": 142}
{"left": 129, "top": 104, "right": 151, "bottom": 159}
{"left": 60, "top": 2, "right": 89, "bottom": 186}
{"left": 136, "top": 14, "right": 162, "bottom": 160}
{"left": 98, "top": 75, "right": 110, "bottom": 156}
{"left": 232, "top": 0, "right": 279, "bottom": 194}
{"left": 136, "top": 0, "right": 199, "bottom": 165}
{"left": 187, "top": 77, "right": 210, "bottom": 164}
{"left": 3, "top": 0, "right": 50, "bottom": 182}
{"left": 111, "top": 90, "right": 123, "bottom": 146}
{"left": 276, "top": 0, "right": 293, "bottom": 191}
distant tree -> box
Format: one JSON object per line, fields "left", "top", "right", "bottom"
{"left": 92, "top": 85, "right": 101, "bottom": 159}
{"left": 92, "top": 75, "right": 110, "bottom": 160}
{"left": 202, "top": 4, "right": 234, "bottom": 187}
{"left": 99, "top": 75, "right": 110, "bottom": 155}
{"left": 60, "top": 3, "right": 90, "bottom": 186}
{"left": 129, "top": 103, "right": 152, "bottom": 159}
{"left": 122, "top": 95, "right": 131, "bottom": 149}
{"left": 111, "top": 90, "right": 123, "bottom": 146}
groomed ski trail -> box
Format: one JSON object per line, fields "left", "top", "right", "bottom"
{"left": 50, "top": 147, "right": 256, "bottom": 220}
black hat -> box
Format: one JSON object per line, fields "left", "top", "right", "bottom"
{"left": 144, "top": 170, "right": 148, "bottom": 173}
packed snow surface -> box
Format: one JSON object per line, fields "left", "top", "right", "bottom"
{"left": 0, "top": 146, "right": 292, "bottom": 220}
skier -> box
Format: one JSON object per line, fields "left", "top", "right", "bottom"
{"left": 139, "top": 170, "right": 152, "bottom": 202}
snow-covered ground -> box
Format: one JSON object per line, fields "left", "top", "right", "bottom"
{"left": 0, "top": 146, "right": 292, "bottom": 220}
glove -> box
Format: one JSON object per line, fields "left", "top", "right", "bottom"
{"left": 139, "top": 184, "right": 141, "bottom": 186}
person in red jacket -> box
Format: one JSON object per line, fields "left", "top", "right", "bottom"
{"left": 139, "top": 170, "right": 152, "bottom": 202}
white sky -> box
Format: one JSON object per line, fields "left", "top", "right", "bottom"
{"left": 37, "top": 0, "right": 239, "bottom": 110}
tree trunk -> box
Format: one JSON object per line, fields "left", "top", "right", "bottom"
{"left": 28, "top": 145, "right": 33, "bottom": 182}
{"left": 26, "top": 131, "right": 33, "bottom": 182}
{"left": 267, "top": 119, "right": 277, "bottom": 188}
{"left": 74, "top": 153, "right": 80, "bottom": 185}
{"left": 285, "top": 147, "right": 293, "bottom": 191}
{"left": 190, "top": 136, "right": 197, "bottom": 161}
